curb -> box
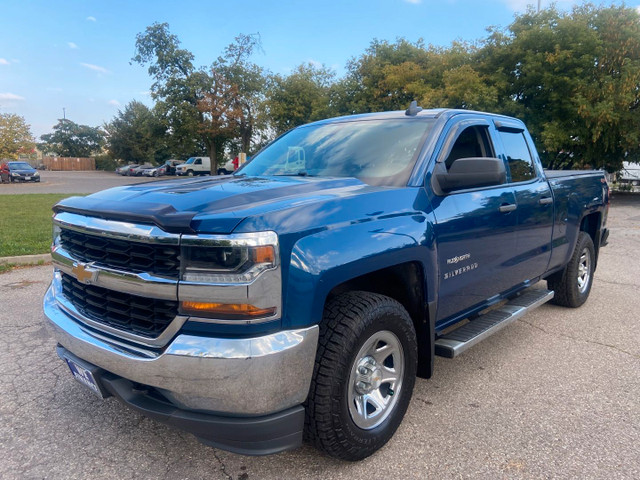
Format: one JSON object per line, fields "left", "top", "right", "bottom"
{"left": 0, "top": 253, "right": 51, "bottom": 266}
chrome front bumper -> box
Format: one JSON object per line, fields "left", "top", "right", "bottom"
{"left": 44, "top": 281, "right": 319, "bottom": 416}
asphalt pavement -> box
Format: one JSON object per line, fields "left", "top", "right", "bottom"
{"left": 0, "top": 195, "right": 638, "bottom": 479}
{"left": 0, "top": 170, "right": 177, "bottom": 195}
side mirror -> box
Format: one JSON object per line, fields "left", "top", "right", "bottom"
{"left": 436, "top": 157, "right": 506, "bottom": 192}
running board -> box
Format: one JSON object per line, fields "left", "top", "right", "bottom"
{"left": 434, "top": 289, "right": 554, "bottom": 358}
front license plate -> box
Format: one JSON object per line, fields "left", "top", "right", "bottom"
{"left": 64, "top": 357, "right": 105, "bottom": 398}
{"left": 24, "top": 176, "right": 30, "bottom": 180}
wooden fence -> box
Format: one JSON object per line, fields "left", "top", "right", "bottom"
{"left": 42, "top": 157, "right": 96, "bottom": 171}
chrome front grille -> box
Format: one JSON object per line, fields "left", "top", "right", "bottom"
{"left": 60, "top": 228, "right": 180, "bottom": 279}
{"left": 61, "top": 273, "right": 178, "bottom": 338}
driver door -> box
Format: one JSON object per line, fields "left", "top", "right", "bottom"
{"left": 430, "top": 119, "right": 518, "bottom": 323}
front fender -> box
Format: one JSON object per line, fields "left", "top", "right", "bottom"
{"left": 282, "top": 214, "right": 435, "bottom": 330}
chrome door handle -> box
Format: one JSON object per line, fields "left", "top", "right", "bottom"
{"left": 499, "top": 204, "right": 517, "bottom": 213}
{"left": 539, "top": 197, "right": 553, "bottom": 205}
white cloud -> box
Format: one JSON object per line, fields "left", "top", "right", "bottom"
{"left": 68, "top": 42, "right": 79, "bottom": 49}
{"left": 108, "top": 99, "right": 121, "bottom": 107}
{"left": 403, "top": 0, "right": 422, "bottom": 4}
{"left": 307, "top": 58, "right": 323, "bottom": 68}
{"left": 86, "top": 16, "right": 96, "bottom": 22}
{"left": 0, "top": 92, "right": 25, "bottom": 101}
{"left": 138, "top": 90, "right": 151, "bottom": 96}
{"left": 0, "top": 58, "right": 9, "bottom": 65}
{"left": 80, "top": 62, "right": 110, "bottom": 74}
{"left": 637, "top": 6, "right": 640, "bottom": 14}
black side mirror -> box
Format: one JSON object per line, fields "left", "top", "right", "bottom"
{"left": 436, "top": 157, "right": 506, "bottom": 192}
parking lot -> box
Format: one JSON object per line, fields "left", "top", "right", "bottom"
{"left": 0, "top": 190, "right": 638, "bottom": 479}
{"left": 0, "top": 170, "right": 173, "bottom": 195}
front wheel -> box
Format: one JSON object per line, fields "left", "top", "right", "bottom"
{"left": 547, "top": 231, "right": 595, "bottom": 307}
{"left": 305, "top": 291, "right": 417, "bottom": 461}
{"left": 186, "top": 170, "right": 194, "bottom": 177}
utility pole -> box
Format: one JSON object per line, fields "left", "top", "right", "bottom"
{"left": 63, "top": 107, "right": 66, "bottom": 120}
{"left": 537, "top": 0, "right": 541, "bottom": 12}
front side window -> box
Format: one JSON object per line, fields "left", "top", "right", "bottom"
{"left": 238, "top": 119, "right": 435, "bottom": 186}
{"left": 499, "top": 131, "right": 536, "bottom": 182}
{"left": 443, "top": 125, "right": 494, "bottom": 169}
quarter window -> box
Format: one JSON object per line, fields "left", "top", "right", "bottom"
{"left": 499, "top": 131, "right": 536, "bottom": 182}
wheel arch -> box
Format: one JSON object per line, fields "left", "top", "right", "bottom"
{"left": 325, "top": 262, "right": 434, "bottom": 379}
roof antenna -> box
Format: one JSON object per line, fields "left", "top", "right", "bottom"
{"left": 405, "top": 100, "right": 423, "bottom": 116}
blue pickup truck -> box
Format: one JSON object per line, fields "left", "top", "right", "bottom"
{"left": 44, "top": 106, "right": 609, "bottom": 460}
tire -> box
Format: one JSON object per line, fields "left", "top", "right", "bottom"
{"left": 547, "top": 231, "right": 595, "bottom": 308}
{"left": 153, "top": 171, "right": 158, "bottom": 177}
{"left": 217, "top": 169, "right": 226, "bottom": 176}
{"left": 305, "top": 291, "right": 417, "bottom": 461}
{"left": 187, "top": 170, "right": 194, "bottom": 177}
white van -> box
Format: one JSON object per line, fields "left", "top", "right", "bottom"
{"left": 176, "top": 157, "right": 211, "bottom": 176}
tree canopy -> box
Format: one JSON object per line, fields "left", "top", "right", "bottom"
{"left": 40, "top": 119, "right": 104, "bottom": 157}
{"left": 104, "top": 100, "right": 166, "bottom": 164}
{"left": 112, "top": 3, "right": 640, "bottom": 172}
{"left": 0, "top": 113, "right": 35, "bottom": 159}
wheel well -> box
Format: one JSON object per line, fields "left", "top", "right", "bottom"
{"left": 580, "top": 212, "right": 601, "bottom": 266}
{"left": 580, "top": 212, "right": 600, "bottom": 244}
{"left": 327, "top": 262, "right": 432, "bottom": 378}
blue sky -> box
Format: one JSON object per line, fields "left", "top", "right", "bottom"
{"left": 0, "top": 0, "right": 635, "bottom": 138}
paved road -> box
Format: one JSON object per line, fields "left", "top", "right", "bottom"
{"left": 0, "top": 170, "right": 184, "bottom": 195}
{"left": 0, "top": 196, "right": 638, "bottom": 479}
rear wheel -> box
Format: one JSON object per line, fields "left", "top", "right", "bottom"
{"left": 547, "top": 231, "right": 595, "bottom": 307}
{"left": 305, "top": 291, "right": 417, "bottom": 461}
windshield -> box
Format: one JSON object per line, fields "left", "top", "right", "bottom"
{"left": 185, "top": 157, "right": 196, "bottom": 164}
{"left": 9, "top": 162, "right": 32, "bottom": 169}
{"left": 237, "top": 118, "right": 435, "bottom": 186}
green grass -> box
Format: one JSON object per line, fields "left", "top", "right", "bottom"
{"left": 0, "top": 194, "right": 83, "bottom": 257}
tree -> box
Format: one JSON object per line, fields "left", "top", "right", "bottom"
{"left": 133, "top": 24, "right": 269, "bottom": 171}
{"left": 480, "top": 4, "right": 640, "bottom": 171}
{"left": 267, "top": 63, "right": 335, "bottom": 135}
{"left": 104, "top": 101, "right": 165, "bottom": 164}
{"left": 214, "top": 34, "right": 268, "bottom": 155}
{"left": 40, "top": 119, "right": 104, "bottom": 157}
{"left": 0, "top": 113, "right": 36, "bottom": 159}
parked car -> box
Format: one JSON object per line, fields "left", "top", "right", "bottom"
{"left": 175, "top": 156, "right": 210, "bottom": 176}
{"left": 46, "top": 106, "right": 609, "bottom": 460}
{"left": 217, "top": 159, "right": 236, "bottom": 175}
{"left": 7, "top": 161, "right": 40, "bottom": 182}
{"left": 129, "top": 164, "right": 153, "bottom": 176}
{"left": 162, "top": 159, "right": 185, "bottom": 176}
{"left": 141, "top": 165, "right": 166, "bottom": 177}
{"left": 116, "top": 164, "right": 138, "bottom": 175}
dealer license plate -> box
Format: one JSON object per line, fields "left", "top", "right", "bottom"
{"left": 63, "top": 357, "right": 104, "bottom": 398}
{"left": 24, "top": 176, "right": 30, "bottom": 180}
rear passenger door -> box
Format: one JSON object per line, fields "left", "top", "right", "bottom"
{"left": 494, "top": 121, "right": 554, "bottom": 282}
{"left": 430, "top": 118, "right": 518, "bottom": 323}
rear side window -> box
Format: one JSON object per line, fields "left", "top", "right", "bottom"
{"left": 499, "top": 131, "right": 536, "bottom": 182}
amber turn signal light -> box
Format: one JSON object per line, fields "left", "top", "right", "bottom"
{"left": 251, "top": 245, "right": 275, "bottom": 264}
{"left": 181, "top": 301, "right": 276, "bottom": 319}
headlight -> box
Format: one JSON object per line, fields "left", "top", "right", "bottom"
{"left": 181, "top": 244, "right": 275, "bottom": 283}
{"left": 179, "top": 231, "right": 281, "bottom": 322}
{"left": 34, "top": 172, "right": 39, "bottom": 176}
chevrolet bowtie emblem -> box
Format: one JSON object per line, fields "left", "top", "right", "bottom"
{"left": 72, "top": 262, "right": 98, "bottom": 285}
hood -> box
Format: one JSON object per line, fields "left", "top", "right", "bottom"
{"left": 53, "top": 175, "right": 374, "bottom": 233}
